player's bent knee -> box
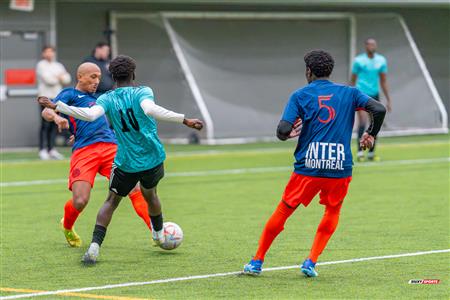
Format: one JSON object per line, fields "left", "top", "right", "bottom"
{"left": 73, "top": 195, "right": 90, "bottom": 210}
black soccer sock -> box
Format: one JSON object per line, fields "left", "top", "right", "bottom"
{"left": 91, "top": 224, "right": 107, "bottom": 246}
{"left": 150, "top": 214, "right": 163, "bottom": 232}
{"left": 357, "top": 125, "right": 365, "bottom": 151}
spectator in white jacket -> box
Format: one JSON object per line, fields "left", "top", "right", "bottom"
{"left": 36, "top": 46, "right": 71, "bottom": 160}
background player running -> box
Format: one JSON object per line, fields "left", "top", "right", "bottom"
{"left": 351, "top": 38, "right": 391, "bottom": 161}
{"left": 40, "top": 62, "right": 151, "bottom": 247}
{"left": 243, "top": 50, "right": 386, "bottom": 277}
{"left": 39, "top": 55, "right": 203, "bottom": 264}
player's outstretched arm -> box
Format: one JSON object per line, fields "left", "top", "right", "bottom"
{"left": 42, "top": 108, "right": 69, "bottom": 133}
{"left": 37, "top": 96, "right": 105, "bottom": 122}
{"left": 140, "top": 99, "right": 203, "bottom": 130}
{"left": 38, "top": 97, "right": 69, "bottom": 132}
{"left": 360, "top": 99, "right": 386, "bottom": 150}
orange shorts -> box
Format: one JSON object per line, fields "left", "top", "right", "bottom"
{"left": 68, "top": 142, "right": 117, "bottom": 190}
{"left": 282, "top": 173, "right": 352, "bottom": 208}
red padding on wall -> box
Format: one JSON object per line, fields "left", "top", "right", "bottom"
{"left": 4, "top": 69, "right": 36, "bottom": 85}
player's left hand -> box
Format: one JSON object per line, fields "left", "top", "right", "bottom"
{"left": 386, "top": 102, "right": 392, "bottom": 113}
{"left": 288, "top": 118, "right": 302, "bottom": 139}
{"left": 55, "top": 116, "right": 69, "bottom": 133}
{"left": 37, "top": 96, "right": 57, "bottom": 110}
{"left": 183, "top": 118, "right": 204, "bottom": 131}
{"left": 68, "top": 135, "right": 75, "bottom": 146}
{"left": 359, "top": 132, "right": 375, "bottom": 150}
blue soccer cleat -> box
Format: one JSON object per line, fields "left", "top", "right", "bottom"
{"left": 243, "top": 259, "right": 263, "bottom": 276}
{"left": 301, "top": 258, "right": 318, "bottom": 277}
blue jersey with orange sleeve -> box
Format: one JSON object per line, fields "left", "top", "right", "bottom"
{"left": 281, "top": 80, "right": 370, "bottom": 178}
{"left": 53, "top": 88, "right": 116, "bottom": 151}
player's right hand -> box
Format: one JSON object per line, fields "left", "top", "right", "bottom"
{"left": 183, "top": 118, "right": 204, "bottom": 131}
{"left": 55, "top": 117, "right": 69, "bottom": 133}
{"left": 37, "top": 96, "right": 57, "bottom": 110}
{"left": 359, "top": 132, "right": 375, "bottom": 150}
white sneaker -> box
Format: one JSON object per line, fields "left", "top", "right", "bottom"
{"left": 152, "top": 229, "right": 165, "bottom": 246}
{"left": 39, "top": 149, "right": 50, "bottom": 160}
{"left": 82, "top": 242, "right": 100, "bottom": 265}
{"left": 356, "top": 151, "right": 365, "bottom": 162}
{"left": 48, "top": 148, "right": 64, "bottom": 160}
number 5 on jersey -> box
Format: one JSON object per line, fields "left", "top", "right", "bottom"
{"left": 318, "top": 94, "right": 336, "bottom": 124}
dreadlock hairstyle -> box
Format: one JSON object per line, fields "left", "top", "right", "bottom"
{"left": 109, "top": 55, "right": 136, "bottom": 82}
{"left": 304, "top": 50, "right": 335, "bottom": 78}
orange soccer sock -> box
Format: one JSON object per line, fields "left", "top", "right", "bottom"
{"left": 254, "top": 201, "right": 296, "bottom": 261}
{"left": 63, "top": 199, "right": 81, "bottom": 230}
{"left": 308, "top": 204, "right": 342, "bottom": 263}
{"left": 129, "top": 191, "right": 151, "bottom": 229}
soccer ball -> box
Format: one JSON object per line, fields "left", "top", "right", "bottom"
{"left": 159, "top": 222, "right": 183, "bottom": 250}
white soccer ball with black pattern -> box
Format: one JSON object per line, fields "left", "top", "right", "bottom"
{"left": 159, "top": 222, "right": 183, "bottom": 250}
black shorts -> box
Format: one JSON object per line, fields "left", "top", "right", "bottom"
{"left": 109, "top": 163, "right": 164, "bottom": 197}
{"left": 371, "top": 94, "right": 380, "bottom": 101}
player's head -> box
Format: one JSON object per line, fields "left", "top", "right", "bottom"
{"left": 76, "top": 62, "right": 101, "bottom": 93}
{"left": 109, "top": 55, "right": 136, "bottom": 83}
{"left": 41, "top": 45, "right": 55, "bottom": 61}
{"left": 93, "top": 42, "right": 110, "bottom": 60}
{"left": 365, "top": 38, "right": 377, "bottom": 54}
{"left": 304, "top": 50, "right": 334, "bottom": 83}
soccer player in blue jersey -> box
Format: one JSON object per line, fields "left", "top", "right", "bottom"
{"left": 39, "top": 55, "right": 203, "bottom": 264}
{"left": 351, "top": 38, "right": 392, "bottom": 161}
{"left": 243, "top": 50, "right": 386, "bottom": 277}
{"left": 40, "top": 62, "right": 151, "bottom": 247}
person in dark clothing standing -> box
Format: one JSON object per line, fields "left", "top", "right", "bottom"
{"left": 83, "top": 42, "right": 114, "bottom": 96}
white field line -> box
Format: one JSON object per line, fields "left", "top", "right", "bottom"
{"left": 1, "top": 157, "right": 449, "bottom": 188}
{"left": 169, "top": 140, "right": 449, "bottom": 157}
{"left": 1, "top": 249, "right": 449, "bottom": 300}
{"left": 2, "top": 139, "right": 448, "bottom": 164}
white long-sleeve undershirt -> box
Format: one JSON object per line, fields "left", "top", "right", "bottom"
{"left": 140, "top": 99, "right": 185, "bottom": 123}
{"left": 55, "top": 99, "right": 185, "bottom": 123}
{"left": 56, "top": 101, "right": 105, "bottom": 121}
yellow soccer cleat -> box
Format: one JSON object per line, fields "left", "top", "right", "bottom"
{"left": 60, "top": 218, "right": 82, "bottom": 247}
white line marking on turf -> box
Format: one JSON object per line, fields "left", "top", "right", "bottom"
{"left": 2, "top": 139, "right": 448, "bottom": 164}
{"left": 1, "top": 249, "right": 448, "bottom": 300}
{"left": 1, "top": 157, "right": 449, "bottom": 188}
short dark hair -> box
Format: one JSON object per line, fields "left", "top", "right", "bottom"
{"left": 109, "top": 55, "right": 136, "bottom": 81}
{"left": 92, "top": 42, "right": 110, "bottom": 55}
{"left": 95, "top": 42, "right": 109, "bottom": 49}
{"left": 304, "top": 50, "right": 334, "bottom": 78}
{"left": 42, "top": 45, "right": 55, "bottom": 52}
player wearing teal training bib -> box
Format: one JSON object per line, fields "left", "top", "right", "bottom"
{"left": 96, "top": 86, "right": 165, "bottom": 173}
{"left": 39, "top": 55, "right": 204, "bottom": 264}
{"left": 352, "top": 53, "right": 387, "bottom": 98}
{"left": 351, "top": 38, "right": 392, "bottom": 162}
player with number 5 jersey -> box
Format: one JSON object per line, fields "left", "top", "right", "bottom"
{"left": 243, "top": 50, "right": 387, "bottom": 277}
{"left": 38, "top": 55, "right": 203, "bottom": 265}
